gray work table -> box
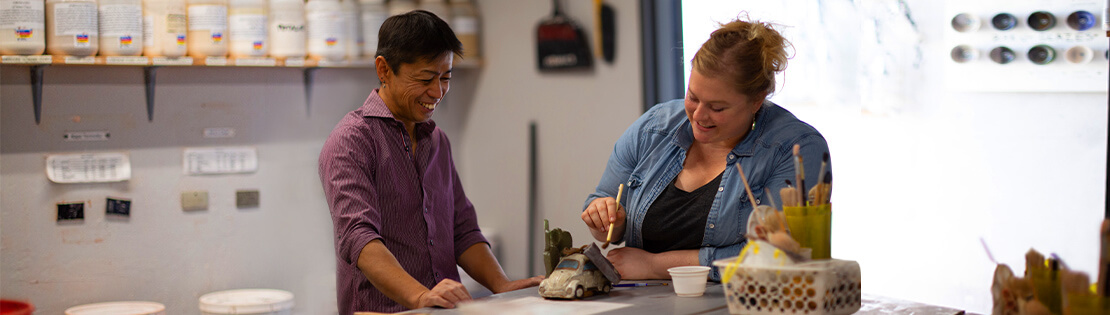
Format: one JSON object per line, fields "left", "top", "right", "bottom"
{"left": 399, "top": 281, "right": 967, "bottom": 315}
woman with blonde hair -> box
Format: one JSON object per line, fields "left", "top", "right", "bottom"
{"left": 581, "top": 18, "right": 830, "bottom": 281}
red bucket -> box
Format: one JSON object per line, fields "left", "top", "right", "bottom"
{"left": 0, "top": 300, "right": 34, "bottom": 315}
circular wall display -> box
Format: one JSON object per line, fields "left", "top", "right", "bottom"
{"left": 1027, "top": 11, "right": 1056, "bottom": 31}
{"left": 991, "top": 13, "right": 1018, "bottom": 30}
{"left": 989, "top": 46, "right": 1016, "bottom": 64}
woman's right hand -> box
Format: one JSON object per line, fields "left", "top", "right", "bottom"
{"left": 581, "top": 197, "right": 626, "bottom": 243}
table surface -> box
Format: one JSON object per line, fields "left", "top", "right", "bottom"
{"left": 396, "top": 281, "right": 967, "bottom": 315}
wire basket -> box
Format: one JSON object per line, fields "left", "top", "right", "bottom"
{"left": 713, "top": 257, "right": 862, "bottom": 315}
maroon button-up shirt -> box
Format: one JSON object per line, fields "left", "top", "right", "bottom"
{"left": 318, "top": 89, "right": 487, "bottom": 314}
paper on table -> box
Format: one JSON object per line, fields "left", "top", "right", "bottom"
{"left": 45, "top": 152, "right": 132, "bottom": 183}
{"left": 456, "top": 296, "right": 630, "bottom": 315}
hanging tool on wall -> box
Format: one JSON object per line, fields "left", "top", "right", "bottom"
{"left": 593, "top": 0, "right": 615, "bottom": 64}
{"left": 536, "top": 0, "right": 593, "bottom": 70}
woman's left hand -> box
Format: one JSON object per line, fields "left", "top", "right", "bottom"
{"left": 606, "top": 247, "right": 663, "bottom": 280}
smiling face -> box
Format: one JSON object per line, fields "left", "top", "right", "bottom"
{"left": 376, "top": 52, "right": 454, "bottom": 129}
{"left": 684, "top": 69, "right": 765, "bottom": 148}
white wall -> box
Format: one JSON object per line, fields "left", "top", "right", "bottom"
{"left": 683, "top": 1, "right": 1107, "bottom": 313}
{"left": 455, "top": 0, "right": 643, "bottom": 279}
{"left": 0, "top": 65, "right": 376, "bottom": 314}
{"left": 0, "top": 0, "right": 642, "bottom": 312}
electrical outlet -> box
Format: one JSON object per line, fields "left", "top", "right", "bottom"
{"left": 236, "top": 190, "right": 259, "bottom": 208}
{"left": 181, "top": 191, "right": 208, "bottom": 211}
{"left": 57, "top": 202, "right": 85, "bottom": 221}
{"left": 106, "top": 197, "right": 131, "bottom": 216}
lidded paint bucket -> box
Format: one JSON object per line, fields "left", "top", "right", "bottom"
{"left": 64, "top": 301, "right": 166, "bottom": 315}
{"left": 199, "top": 289, "right": 294, "bottom": 315}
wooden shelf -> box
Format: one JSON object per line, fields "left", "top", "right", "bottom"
{"left": 2, "top": 55, "right": 481, "bottom": 125}
{"left": 1, "top": 55, "right": 482, "bottom": 68}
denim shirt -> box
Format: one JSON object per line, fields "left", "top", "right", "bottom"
{"left": 584, "top": 99, "right": 830, "bottom": 281}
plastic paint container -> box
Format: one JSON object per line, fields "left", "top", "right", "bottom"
{"left": 0, "top": 300, "right": 34, "bottom": 315}
{"left": 357, "top": 0, "right": 384, "bottom": 57}
{"left": 267, "top": 0, "right": 304, "bottom": 58}
{"left": 46, "top": 0, "right": 98, "bottom": 56}
{"left": 64, "top": 301, "right": 166, "bottom": 315}
{"left": 199, "top": 289, "right": 294, "bottom": 315}
{"left": 0, "top": 0, "right": 47, "bottom": 55}
{"left": 339, "top": 0, "right": 360, "bottom": 59}
{"left": 449, "top": 0, "right": 478, "bottom": 59}
{"left": 228, "top": 0, "right": 267, "bottom": 57}
{"left": 667, "top": 266, "right": 711, "bottom": 297}
{"left": 305, "top": 0, "right": 345, "bottom": 61}
{"left": 98, "top": 0, "right": 143, "bottom": 56}
{"left": 187, "top": 0, "right": 228, "bottom": 58}
{"left": 142, "top": 0, "right": 187, "bottom": 57}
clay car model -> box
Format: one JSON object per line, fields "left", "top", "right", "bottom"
{"left": 538, "top": 253, "right": 611, "bottom": 299}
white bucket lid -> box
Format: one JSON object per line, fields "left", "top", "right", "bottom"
{"left": 65, "top": 301, "right": 166, "bottom": 315}
{"left": 199, "top": 289, "right": 294, "bottom": 314}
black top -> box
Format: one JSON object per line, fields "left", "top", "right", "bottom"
{"left": 641, "top": 171, "right": 722, "bottom": 254}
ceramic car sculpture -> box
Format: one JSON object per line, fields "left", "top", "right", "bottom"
{"left": 538, "top": 253, "right": 611, "bottom": 299}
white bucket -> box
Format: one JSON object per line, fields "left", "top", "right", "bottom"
{"left": 64, "top": 301, "right": 166, "bottom": 315}
{"left": 199, "top": 289, "right": 294, "bottom": 315}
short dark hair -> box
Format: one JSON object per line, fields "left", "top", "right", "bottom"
{"left": 376, "top": 10, "right": 463, "bottom": 74}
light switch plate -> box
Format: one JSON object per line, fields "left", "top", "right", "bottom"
{"left": 181, "top": 191, "right": 208, "bottom": 211}
{"left": 236, "top": 190, "right": 259, "bottom": 208}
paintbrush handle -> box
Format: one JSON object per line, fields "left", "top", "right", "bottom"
{"left": 605, "top": 184, "right": 625, "bottom": 245}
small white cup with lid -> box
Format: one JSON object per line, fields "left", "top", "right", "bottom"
{"left": 667, "top": 266, "right": 711, "bottom": 297}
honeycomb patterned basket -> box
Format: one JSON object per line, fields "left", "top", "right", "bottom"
{"left": 712, "top": 257, "right": 862, "bottom": 315}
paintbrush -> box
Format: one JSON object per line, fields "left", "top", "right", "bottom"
{"left": 816, "top": 152, "right": 828, "bottom": 205}
{"left": 736, "top": 162, "right": 759, "bottom": 210}
{"left": 1100, "top": 219, "right": 1109, "bottom": 296}
{"left": 792, "top": 144, "right": 805, "bottom": 206}
{"left": 781, "top": 179, "right": 798, "bottom": 207}
{"left": 602, "top": 183, "right": 624, "bottom": 249}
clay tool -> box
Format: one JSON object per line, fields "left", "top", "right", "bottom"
{"left": 584, "top": 243, "right": 622, "bottom": 284}
{"left": 814, "top": 152, "right": 828, "bottom": 205}
{"left": 765, "top": 187, "right": 790, "bottom": 235}
{"left": 614, "top": 283, "right": 668, "bottom": 287}
{"left": 603, "top": 183, "right": 624, "bottom": 249}
{"left": 792, "top": 144, "right": 805, "bottom": 205}
{"left": 735, "top": 162, "right": 759, "bottom": 210}
{"left": 764, "top": 187, "right": 779, "bottom": 211}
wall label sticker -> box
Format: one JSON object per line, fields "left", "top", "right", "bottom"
{"left": 45, "top": 152, "right": 132, "bottom": 183}
{"left": 183, "top": 146, "right": 258, "bottom": 175}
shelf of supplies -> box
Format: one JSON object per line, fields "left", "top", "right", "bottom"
{"left": 2, "top": 55, "right": 480, "bottom": 124}
{"left": 1, "top": 55, "right": 482, "bottom": 68}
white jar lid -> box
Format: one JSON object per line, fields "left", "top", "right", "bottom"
{"left": 199, "top": 289, "right": 294, "bottom": 314}
{"left": 65, "top": 301, "right": 166, "bottom": 315}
